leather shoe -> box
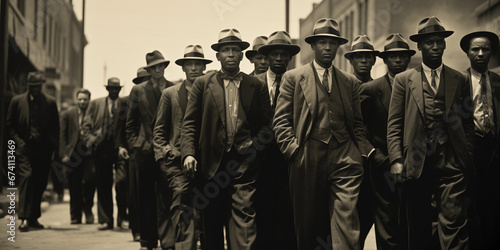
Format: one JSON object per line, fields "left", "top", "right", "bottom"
{"left": 119, "top": 220, "right": 130, "bottom": 229}
{"left": 133, "top": 233, "right": 141, "bottom": 242}
{"left": 28, "top": 220, "right": 44, "bottom": 229}
{"left": 85, "top": 213, "right": 94, "bottom": 224}
{"left": 19, "top": 220, "right": 29, "bottom": 232}
{"left": 71, "top": 219, "right": 82, "bottom": 224}
{"left": 98, "top": 222, "right": 113, "bottom": 230}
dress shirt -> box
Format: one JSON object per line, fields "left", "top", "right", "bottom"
{"left": 223, "top": 76, "right": 241, "bottom": 151}
{"left": 470, "top": 68, "right": 494, "bottom": 133}
{"left": 422, "top": 63, "right": 443, "bottom": 94}
{"left": 107, "top": 97, "right": 118, "bottom": 119}
{"left": 266, "top": 70, "right": 279, "bottom": 105}
{"left": 314, "top": 59, "right": 333, "bottom": 92}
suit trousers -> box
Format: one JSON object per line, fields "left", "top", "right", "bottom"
{"left": 162, "top": 155, "right": 197, "bottom": 250}
{"left": 95, "top": 139, "right": 115, "bottom": 225}
{"left": 357, "top": 161, "right": 375, "bottom": 249}
{"left": 66, "top": 150, "right": 94, "bottom": 222}
{"left": 115, "top": 157, "right": 128, "bottom": 223}
{"left": 403, "top": 141, "right": 469, "bottom": 250}
{"left": 290, "top": 137, "right": 363, "bottom": 250}
{"left": 17, "top": 145, "right": 51, "bottom": 220}
{"left": 197, "top": 148, "right": 258, "bottom": 250}
{"left": 128, "top": 153, "right": 140, "bottom": 237}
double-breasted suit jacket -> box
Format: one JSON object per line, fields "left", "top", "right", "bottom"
{"left": 181, "top": 71, "right": 272, "bottom": 180}
{"left": 387, "top": 65, "right": 474, "bottom": 179}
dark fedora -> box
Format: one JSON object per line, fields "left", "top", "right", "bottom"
{"left": 344, "top": 35, "right": 379, "bottom": 59}
{"left": 409, "top": 16, "right": 454, "bottom": 42}
{"left": 245, "top": 36, "right": 268, "bottom": 60}
{"left": 145, "top": 50, "right": 170, "bottom": 69}
{"left": 104, "top": 77, "right": 123, "bottom": 88}
{"left": 258, "top": 31, "right": 301, "bottom": 56}
{"left": 26, "top": 71, "right": 46, "bottom": 86}
{"left": 305, "top": 18, "right": 348, "bottom": 45}
{"left": 211, "top": 28, "right": 250, "bottom": 52}
{"left": 378, "top": 33, "right": 416, "bottom": 58}
{"left": 460, "top": 31, "right": 499, "bottom": 53}
{"left": 132, "top": 67, "right": 150, "bottom": 84}
{"left": 175, "top": 45, "right": 213, "bottom": 66}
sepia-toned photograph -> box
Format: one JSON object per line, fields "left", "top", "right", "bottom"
{"left": 1, "top": 0, "right": 499, "bottom": 249}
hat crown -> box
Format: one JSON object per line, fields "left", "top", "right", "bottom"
{"left": 107, "top": 77, "right": 121, "bottom": 87}
{"left": 136, "top": 67, "right": 149, "bottom": 78}
{"left": 350, "top": 35, "right": 375, "bottom": 51}
{"left": 146, "top": 50, "right": 166, "bottom": 64}
{"left": 417, "top": 16, "right": 447, "bottom": 35}
{"left": 251, "top": 36, "right": 268, "bottom": 50}
{"left": 26, "top": 71, "right": 45, "bottom": 84}
{"left": 312, "top": 18, "right": 341, "bottom": 37}
{"left": 267, "top": 31, "right": 293, "bottom": 46}
{"left": 183, "top": 45, "right": 206, "bottom": 58}
{"left": 384, "top": 33, "right": 410, "bottom": 51}
{"left": 218, "top": 28, "right": 244, "bottom": 43}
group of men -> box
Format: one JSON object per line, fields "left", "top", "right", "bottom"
{"left": 6, "top": 15, "right": 499, "bottom": 250}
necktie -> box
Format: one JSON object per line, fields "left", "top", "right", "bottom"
{"left": 273, "top": 74, "right": 282, "bottom": 106}
{"left": 431, "top": 69, "right": 437, "bottom": 90}
{"left": 480, "top": 73, "right": 492, "bottom": 133}
{"left": 111, "top": 100, "right": 116, "bottom": 119}
{"left": 221, "top": 71, "right": 243, "bottom": 81}
{"left": 323, "top": 69, "right": 330, "bottom": 93}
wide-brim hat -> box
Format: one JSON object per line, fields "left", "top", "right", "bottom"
{"left": 258, "top": 31, "right": 301, "bottom": 56}
{"left": 211, "top": 28, "right": 250, "bottom": 52}
{"left": 175, "top": 45, "right": 212, "bottom": 66}
{"left": 378, "top": 33, "right": 416, "bottom": 58}
{"left": 409, "top": 16, "right": 454, "bottom": 42}
{"left": 344, "top": 35, "right": 379, "bottom": 59}
{"left": 460, "top": 31, "right": 499, "bottom": 53}
{"left": 104, "top": 77, "right": 123, "bottom": 88}
{"left": 132, "top": 67, "right": 151, "bottom": 84}
{"left": 26, "top": 71, "right": 46, "bottom": 86}
{"left": 245, "top": 36, "right": 268, "bottom": 60}
{"left": 305, "top": 18, "right": 348, "bottom": 45}
{"left": 144, "top": 50, "right": 170, "bottom": 69}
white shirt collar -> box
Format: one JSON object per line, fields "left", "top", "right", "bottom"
{"left": 422, "top": 63, "right": 443, "bottom": 76}
{"left": 313, "top": 59, "right": 333, "bottom": 75}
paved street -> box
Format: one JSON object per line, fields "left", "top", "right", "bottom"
{"left": 0, "top": 188, "right": 377, "bottom": 250}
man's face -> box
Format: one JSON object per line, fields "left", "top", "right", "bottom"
{"left": 383, "top": 52, "right": 411, "bottom": 75}
{"left": 250, "top": 54, "right": 269, "bottom": 74}
{"left": 216, "top": 44, "right": 243, "bottom": 74}
{"left": 28, "top": 85, "right": 42, "bottom": 100}
{"left": 106, "top": 87, "right": 121, "bottom": 100}
{"left": 267, "top": 48, "right": 291, "bottom": 75}
{"left": 311, "top": 37, "right": 339, "bottom": 67}
{"left": 418, "top": 35, "right": 445, "bottom": 64}
{"left": 468, "top": 37, "right": 492, "bottom": 73}
{"left": 77, "top": 93, "right": 90, "bottom": 110}
{"left": 349, "top": 52, "right": 376, "bottom": 76}
{"left": 146, "top": 63, "right": 167, "bottom": 80}
{"left": 182, "top": 60, "right": 206, "bottom": 82}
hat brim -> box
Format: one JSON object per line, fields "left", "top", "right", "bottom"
{"left": 305, "top": 34, "right": 349, "bottom": 45}
{"left": 245, "top": 50, "right": 260, "bottom": 60}
{"left": 378, "top": 49, "right": 416, "bottom": 58}
{"left": 344, "top": 50, "right": 380, "bottom": 60}
{"left": 175, "top": 57, "right": 213, "bottom": 66}
{"left": 104, "top": 84, "right": 123, "bottom": 88}
{"left": 27, "top": 81, "right": 46, "bottom": 86}
{"left": 211, "top": 41, "right": 250, "bottom": 52}
{"left": 258, "top": 44, "right": 301, "bottom": 56}
{"left": 409, "top": 31, "right": 454, "bottom": 42}
{"left": 132, "top": 75, "right": 151, "bottom": 84}
{"left": 144, "top": 59, "right": 170, "bottom": 69}
{"left": 460, "top": 31, "right": 500, "bottom": 53}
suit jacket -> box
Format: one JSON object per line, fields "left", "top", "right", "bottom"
{"left": 60, "top": 106, "right": 86, "bottom": 158}
{"left": 387, "top": 65, "right": 474, "bottom": 179}
{"left": 153, "top": 81, "right": 189, "bottom": 162}
{"left": 273, "top": 63, "right": 373, "bottom": 160}
{"left": 114, "top": 96, "right": 129, "bottom": 151}
{"left": 463, "top": 68, "right": 500, "bottom": 168}
{"left": 360, "top": 74, "right": 392, "bottom": 166}
{"left": 83, "top": 96, "right": 118, "bottom": 151}
{"left": 181, "top": 71, "right": 272, "bottom": 179}
{"left": 126, "top": 79, "right": 174, "bottom": 154}
{"left": 6, "top": 92, "right": 59, "bottom": 157}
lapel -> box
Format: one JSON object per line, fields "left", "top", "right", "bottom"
{"left": 443, "top": 65, "right": 459, "bottom": 113}
{"left": 239, "top": 74, "right": 255, "bottom": 116}
{"left": 178, "top": 81, "right": 188, "bottom": 114}
{"left": 299, "top": 63, "right": 318, "bottom": 120}
{"left": 490, "top": 71, "right": 500, "bottom": 136}
{"left": 333, "top": 67, "right": 353, "bottom": 126}
{"left": 72, "top": 108, "right": 80, "bottom": 131}
{"left": 144, "top": 81, "right": 158, "bottom": 116}
{"left": 19, "top": 93, "right": 29, "bottom": 125}
{"left": 409, "top": 66, "right": 425, "bottom": 119}
{"left": 208, "top": 73, "right": 226, "bottom": 128}
{"left": 378, "top": 74, "right": 392, "bottom": 115}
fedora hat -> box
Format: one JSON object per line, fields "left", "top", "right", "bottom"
{"left": 144, "top": 50, "right": 170, "bottom": 69}
{"left": 132, "top": 67, "right": 151, "bottom": 84}
{"left": 26, "top": 71, "right": 46, "bottom": 86}
{"left": 460, "top": 31, "right": 499, "bottom": 53}
{"left": 105, "top": 77, "right": 123, "bottom": 88}
{"left": 305, "top": 18, "right": 348, "bottom": 45}
{"left": 175, "top": 45, "right": 213, "bottom": 66}
{"left": 378, "top": 33, "right": 416, "bottom": 58}
{"left": 409, "top": 16, "right": 454, "bottom": 42}
{"left": 245, "top": 36, "right": 268, "bottom": 60}
{"left": 211, "top": 28, "right": 250, "bottom": 51}
{"left": 258, "top": 31, "right": 301, "bottom": 56}
{"left": 344, "top": 35, "right": 379, "bottom": 59}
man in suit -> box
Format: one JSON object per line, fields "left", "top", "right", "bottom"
{"left": 460, "top": 31, "right": 500, "bottom": 249}
{"left": 83, "top": 77, "right": 123, "bottom": 230}
{"left": 154, "top": 45, "right": 212, "bottom": 250}
{"left": 181, "top": 29, "right": 272, "bottom": 250}
{"left": 387, "top": 17, "right": 474, "bottom": 249}
{"left": 254, "top": 31, "right": 299, "bottom": 250}
{"left": 246, "top": 36, "right": 268, "bottom": 75}
{"left": 345, "top": 35, "right": 379, "bottom": 83}
{"left": 127, "top": 50, "right": 175, "bottom": 250}
{"left": 6, "top": 71, "right": 59, "bottom": 232}
{"left": 360, "top": 33, "right": 415, "bottom": 249}
{"left": 273, "top": 18, "right": 374, "bottom": 249}
{"left": 60, "top": 89, "right": 96, "bottom": 225}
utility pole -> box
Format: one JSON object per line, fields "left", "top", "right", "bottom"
{"left": 0, "top": 0, "right": 9, "bottom": 188}
{"left": 286, "top": 0, "right": 290, "bottom": 33}
{"left": 80, "top": 0, "right": 85, "bottom": 88}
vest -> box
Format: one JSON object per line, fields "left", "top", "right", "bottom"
{"left": 422, "top": 70, "right": 448, "bottom": 144}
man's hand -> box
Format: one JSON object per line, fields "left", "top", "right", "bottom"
{"left": 118, "top": 147, "right": 129, "bottom": 160}
{"left": 61, "top": 155, "right": 70, "bottom": 164}
{"left": 183, "top": 156, "right": 198, "bottom": 177}
{"left": 390, "top": 162, "right": 404, "bottom": 183}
